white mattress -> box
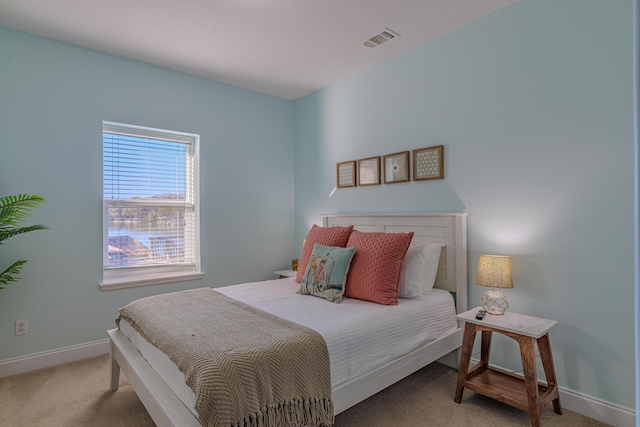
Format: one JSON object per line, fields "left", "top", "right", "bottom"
{"left": 119, "top": 277, "right": 457, "bottom": 417}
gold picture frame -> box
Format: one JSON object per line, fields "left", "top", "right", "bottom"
{"left": 413, "top": 145, "right": 444, "bottom": 181}
{"left": 358, "top": 156, "right": 381, "bottom": 186}
{"left": 383, "top": 151, "right": 410, "bottom": 184}
{"left": 336, "top": 160, "right": 357, "bottom": 188}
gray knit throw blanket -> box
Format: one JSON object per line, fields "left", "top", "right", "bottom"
{"left": 117, "top": 287, "right": 334, "bottom": 427}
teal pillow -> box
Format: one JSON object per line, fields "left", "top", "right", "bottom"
{"left": 298, "top": 243, "right": 356, "bottom": 303}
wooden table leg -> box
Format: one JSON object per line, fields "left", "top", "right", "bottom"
{"left": 454, "top": 322, "right": 478, "bottom": 403}
{"left": 519, "top": 336, "right": 541, "bottom": 427}
{"left": 537, "top": 334, "right": 562, "bottom": 415}
{"left": 480, "top": 330, "right": 492, "bottom": 368}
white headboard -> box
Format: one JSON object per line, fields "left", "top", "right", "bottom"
{"left": 322, "top": 213, "right": 468, "bottom": 314}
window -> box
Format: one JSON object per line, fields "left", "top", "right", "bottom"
{"left": 101, "top": 121, "right": 203, "bottom": 290}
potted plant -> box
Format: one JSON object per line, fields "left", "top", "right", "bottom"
{"left": 0, "top": 194, "right": 47, "bottom": 290}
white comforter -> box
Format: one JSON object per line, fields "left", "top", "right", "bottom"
{"left": 119, "top": 277, "right": 457, "bottom": 416}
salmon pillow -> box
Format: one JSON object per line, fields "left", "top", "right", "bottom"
{"left": 295, "top": 224, "right": 354, "bottom": 282}
{"left": 344, "top": 230, "right": 414, "bottom": 305}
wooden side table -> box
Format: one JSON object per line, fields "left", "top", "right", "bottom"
{"left": 454, "top": 308, "right": 562, "bottom": 427}
{"left": 274, "top": 269, "right": 296, "bottom": 279}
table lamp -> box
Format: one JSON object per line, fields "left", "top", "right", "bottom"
{"left": 476, "top": 255, "right": 514, "bottom": 315}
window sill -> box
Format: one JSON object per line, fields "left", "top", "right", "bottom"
{"left": 100, "top": 271, "right": 205, "bottom": 291}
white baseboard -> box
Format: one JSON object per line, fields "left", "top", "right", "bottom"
{"left": 1, "top": 343, "right": 635, "bottom": 427}
{"left": 0, "top": 339, "right": 109, "bottom": 378}
{"left": 558, "top": 385, "right": 636, "bottom": 427}
{"left": 466, "top": 358, "right": 636, "bottom": 427}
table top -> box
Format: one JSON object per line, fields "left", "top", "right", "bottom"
{"left": 274, "top": 269, "right": 296, "bottom": 278}
{"left": 457, "top": 307, "right": 557, "bottom": 338}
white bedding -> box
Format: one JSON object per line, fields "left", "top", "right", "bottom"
{"left": 118, "top": 277, "right": 457, "bottom": 417}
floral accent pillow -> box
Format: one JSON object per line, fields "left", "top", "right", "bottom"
{"left": 296, "top": 224, "right": 354, "bottom": 283}
{"left": 298, "top": 243, "right": 356, "bottom": 303}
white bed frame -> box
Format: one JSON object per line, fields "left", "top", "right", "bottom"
{"left": 108, "top": 212, "right": 468, "bottom": 427}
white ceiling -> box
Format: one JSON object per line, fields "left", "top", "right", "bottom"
{"left": 0, "top": 0, "right": 516, "bottom": 100}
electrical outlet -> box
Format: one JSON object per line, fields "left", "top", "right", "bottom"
{"left": 15, "top": 319, "right": 28, "bottom": 335}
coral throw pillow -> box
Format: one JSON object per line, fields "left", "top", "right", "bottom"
{"left": 344, "top": 230, "right": 414, "bottom": 305}
{"left": 295, "top": 224, "right": 354, "bottom": 282}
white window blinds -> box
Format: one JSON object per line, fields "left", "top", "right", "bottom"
{"left": 102, "top": 121, "right": 200, "bottom": 285}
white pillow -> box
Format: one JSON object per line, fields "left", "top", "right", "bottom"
{"left": 397, "top": 243, "right": 445, "bottom": 298}
{"left": 397, "top": 245, "right": 427, "bottom": 298}
{"left": 422, "top": 242, "right": 444, "bottom": 294}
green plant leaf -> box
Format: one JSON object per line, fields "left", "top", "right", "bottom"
{"left": 0, "top": 194, "right": 47, "bottom": 289}
{"left": 0, "top": 259, "right": 27, "bottom": 290}
{"left": 0, "top": 194, "right": 47, "bottom": 226}
{"left": 0, "top": 224, "right": 48, "bottom": 244}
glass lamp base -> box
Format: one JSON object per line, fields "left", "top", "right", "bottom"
{"left": 481, "top": 289, "right": 509, "bottom": 315}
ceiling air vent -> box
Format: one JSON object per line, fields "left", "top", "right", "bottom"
{"left": 363, "top": 28, "right": 401, "bottom": 48}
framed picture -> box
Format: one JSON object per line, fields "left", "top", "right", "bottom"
{"left": 383, "top": 151, "right": 410, "bottom": 184}
{"left": 358, "top": 156, "right": 381, "bottom": 186}
{"left": 336, "top": 161, "right": 356, "bottom": 188}
{"left": 413, "top": 145, "right": 444, "bottom": 181}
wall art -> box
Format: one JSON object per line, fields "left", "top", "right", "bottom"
{"left": 358, "top": 156, "right": 381, "bottom": 186}
{"left": 336, "top": 160, "right": 357, "bottom": 188}
{"left": 413, "top": 145, "right": 444, "bottom": 181}
{"left": 383, "top": 151, "right": 410, "bottom": 184}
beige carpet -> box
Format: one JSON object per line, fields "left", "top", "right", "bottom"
{"left": 0, "top": 354, "right": 609, "bottom": 427}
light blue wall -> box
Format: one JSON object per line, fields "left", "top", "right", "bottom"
{"left": 635, "top": 0, "right": 640, "bottom": 419}
{"left": 1, "top": 0, "right": 635, "bottom": 413}
{"left": 0, "top": 27, "right": 295, "bottom": 360}
{"left": 294, "top": 0, "right": 634, "bottom": 409}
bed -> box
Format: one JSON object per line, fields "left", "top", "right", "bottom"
{"left": 107, "top": 212, "right": 468, "bottom": 426}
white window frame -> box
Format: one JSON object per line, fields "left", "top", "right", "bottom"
{"left": 100, "top": 121, "right": 204, "bottom": 290}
